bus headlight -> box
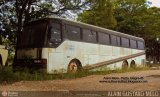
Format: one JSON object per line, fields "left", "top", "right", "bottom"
{"left": 34, "top": 60, "right": 41, "bottom": 63}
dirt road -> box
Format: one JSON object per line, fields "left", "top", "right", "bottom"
{"left": 0, "top": 70, "right": 160, "bottom": 91}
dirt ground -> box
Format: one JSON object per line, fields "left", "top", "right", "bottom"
{"left": 0, "top": 70, "right": 160, "bottom": 91}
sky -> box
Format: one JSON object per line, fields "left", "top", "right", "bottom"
{"left": 148, "top": 0, "right": 160, "bottom": 7}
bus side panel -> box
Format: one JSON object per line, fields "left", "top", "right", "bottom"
{"left": 99, "top": 45, "right": 112, "bottom": 56}
{"left": 47, "top": 40, "right": 102, "bottom": 73}
{"left": 48, "top": 53, "right": 65, "bottom": 73}
{"left": 43, "top": 48, "right": 66, "bottom": 74}
{"left": 47, "top": 41, "right": 78, "bottom": 73}
{"left": 80, "top": 42, "right": 99, "bottom": 65}
{"left": 134, "top": 52, "right": 146, "bottom": 66}
{"left": 46, "top": 40, "right": 146, "bottom": 73}
{"left": 62, "top": 40, "right": 100, "bottom": 67}
{"left": 112, "top": 46, "right": 121, "bottom": 59}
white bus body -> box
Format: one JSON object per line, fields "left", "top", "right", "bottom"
{"left": 15, "top": 17, "right": 145, "bottom": 73}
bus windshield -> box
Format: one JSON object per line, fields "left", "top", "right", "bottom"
{"left": 19, "top": 21, "right": 48, "bottom": 48}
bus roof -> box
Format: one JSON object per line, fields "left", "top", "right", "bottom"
{"left": 27, "top": 17, "right": 144, "bottom": 42}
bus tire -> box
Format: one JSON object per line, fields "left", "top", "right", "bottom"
{"left": 122, "top": 60, "right": 128, "bottom": 69}
{"left": 0, "top": 55, "right": 3, "bottom": 69}
{"left": 68, "top": 58, "right": 82, "bottom": 73}
{"left": 130, "top": 60, "right": 136, "bottom": 68}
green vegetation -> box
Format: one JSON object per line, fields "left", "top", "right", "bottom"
{"left": 78, "top": 0, "right": 117, "bottom": 29}
{"left": 0, "top": 66, "right": 150, "bottom": 84}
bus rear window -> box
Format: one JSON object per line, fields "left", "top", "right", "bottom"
{"left": 20, "top": 21, "right": 47, "bottom": 47}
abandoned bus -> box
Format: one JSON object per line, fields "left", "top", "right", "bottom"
{"left": 14, "top": 17, "right": 145, "bottom": 73}
{"left": 0, "top": 35, "right": 8, "bottom": 69}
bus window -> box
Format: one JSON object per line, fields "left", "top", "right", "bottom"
{"left": 130, "top": 40, "right": 137, "bottom": 49}
{"left": 98, "top": 32, "right": 110, "bottom": 45}
{"left": 117, "top": 36, "right": 121, "bottom": 46}
{"left": 138, "top": 41, "right": 144, "bottom": 49}
{"left": 21, "top": 22, "right": 47, "bottom": 47}
{"left": 121, "top": 37, "right": 129, "bottom": 48}
{"left": 111, "top": 35, "right": 121, "bottom": 46}
{"left": 83, "top": 29, "right": 97, "bottom": 43}
{"left": 66, "top": 25, "right": 81, "bottom": 41}
{"left": 111, "top": 35, "right": 117, "bottom": 46}
{"left": 48, "top": 22, "right": 62, "bottom": 47}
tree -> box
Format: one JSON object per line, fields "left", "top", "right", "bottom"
{"left": 78, "top": 0, "right": 117, "bottom": 29}
{"left": 114, "top": 0, "right": 148, "bottom": 36}
{"left": 0, "top": 0, "right": 90, "bottom": 48}
{"left": 143, "top": 7, "right": 160, "bottom": 62}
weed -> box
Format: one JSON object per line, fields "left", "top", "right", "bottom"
{"left": 0, "top": 65, "right": 150, "bottom": 84}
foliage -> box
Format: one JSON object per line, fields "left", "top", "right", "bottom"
{"left": 78, "top": 0, "right": 117, "bottom": 29}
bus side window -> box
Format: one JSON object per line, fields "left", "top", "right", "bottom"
{"left": 83, "top": 29, "right": 97, "bottom": 43}
{"left": 66, "top": 25, "right": 81, "bottom": 41}
{"left": 130, "top": 40, "right": 137, "bottom": 49}
{"left": 111, "top": 35, "right": 121, "bottom": 46}
{"left": 138, "top": 41, "right": 144, "bottom": 50}
{"left": 98, "top": 32, "right": 110, "bottom": 45}
{"left": 121, "top": 37, "right": 129, "bottom": 48}
{"left": 117, "top": 36, "right": 121, "bottom": 46}
{"left": 111, "top": 35, "right": 117, "bottom": 46}
{"left": 48, "top": 22, "right": 61, "bottom": 47}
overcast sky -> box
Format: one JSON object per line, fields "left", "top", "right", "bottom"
{"left": 148, "top": 0, "right": 160, "bottom": 7}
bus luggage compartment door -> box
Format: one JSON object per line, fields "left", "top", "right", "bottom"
{"left": 48, "top": 53, "right": 64, "bottom": 73}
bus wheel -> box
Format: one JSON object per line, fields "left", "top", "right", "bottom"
{"left": 0, "top": 55, "right": 2, "bottom": 70}
{"left": 122, "top": 60, "right": 128, "bottom": 69}
{"left": 68, "top": 58, "right": 82, "bottom": 73}
{"left": 130, "top": 60, "right": 136, "bottom": 68}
